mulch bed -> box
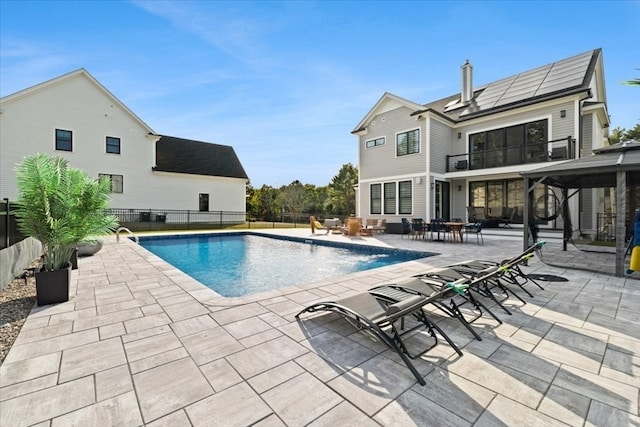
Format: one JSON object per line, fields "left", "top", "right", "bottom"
{"left": 0, "top": 268, "right": 37, "bottom": 365}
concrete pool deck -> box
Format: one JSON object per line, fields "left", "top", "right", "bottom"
{"left": 1, "top": 229, "right": 638, "bottom": 426}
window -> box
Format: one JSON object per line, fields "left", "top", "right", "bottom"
{"left": 370, "top": 184, "right": 381, "bottom": 214}
{"left": 384, "top": 183, "right": 396, "bottom": 214}
{"left": 469, "top": 119, "right": 548, "bottom": 169}
{"left": 469, "top": 178, "right": 548, "bottom": 225}
{"left": 106, "top": 136, "right": 121, "bottom": 154}
{"left": 98, "top": 174, "right": 123, "bottom": 193}
{"left": 365, "top": 137, "right": 385, "bottom": 148}
{"left": 199, "top": 193, "right": 209, "bottom": 212}
{"left": 55, "top": 129, "right": 72, "bottom": 151}
{"left": 396, "top": 129, "right": 419, "bottom": 156}
{"left": 398, "top": 181, "right": 412, "bottom": 214}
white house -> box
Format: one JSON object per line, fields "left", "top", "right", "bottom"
{"left": 0, "top": 69, "right": 249, "bottom": 214}
{"left": 352, "top": 48, "right": 610, "bottom": 237}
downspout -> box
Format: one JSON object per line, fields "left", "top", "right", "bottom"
{"left": 574, "top": 90, "right": 592, "bottom": 240}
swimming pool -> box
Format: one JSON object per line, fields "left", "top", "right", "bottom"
{"left": 138, "top": 232, "right": 434, "bottom": 297}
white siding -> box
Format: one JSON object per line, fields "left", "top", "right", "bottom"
{"left": 429, "top": 118, "right": 454, "bottom": 175}
{"left": 0, "top": 73, "right": 247, "bottom": 213}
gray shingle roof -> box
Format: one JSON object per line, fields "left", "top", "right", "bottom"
{"left": 154, "top": 135, "right": 249, "bottom": 180}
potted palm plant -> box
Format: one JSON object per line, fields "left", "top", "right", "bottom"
{"left": 14, "top": 153, "right": 119, "bottom": 305}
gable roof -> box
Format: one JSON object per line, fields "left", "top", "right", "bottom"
{"left": 354, "top": 49, "right": 602, "bottom": 130}
{"left": 352, "top": 92, "right": 426, "bottom": 133}
{"left": 154, "top": 135, "right": 249, "bottom": 180}
{"left": 0, "top": 68, "right": 156, "bottom": 134}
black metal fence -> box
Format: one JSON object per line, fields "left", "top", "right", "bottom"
{"left": 107, "top": 208, "right": 310, "bottom": 232}
{"left": 1, "top": 199, "right": 27, "bottom": 250}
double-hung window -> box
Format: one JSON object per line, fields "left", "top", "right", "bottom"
{"left": 396, "top": 129, "right": 419, "bottom": 156}
{"left": 106, "top": 136, "right": 121, "bottom": 154}
{"left": 398, "top": 181, "right": 412, "bottom": 214}
{"left": 98, "top": 174, "right": 123, "bottom": 193}
{"left": 55, "top": 129, "right": 72, "bottom": 151}
{"left": 370, "top": 184, "right": 382, "bottom": 214}
{"left": 383, "top": 183, "right": 396, "bottom": 214}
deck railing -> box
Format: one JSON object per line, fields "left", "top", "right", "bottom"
{"left": 446, "top": 136, "right": 574, "bottom": 172}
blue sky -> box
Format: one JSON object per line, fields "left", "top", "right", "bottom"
{"left": 1, "top": 1, "right": 639, "bottom": 187}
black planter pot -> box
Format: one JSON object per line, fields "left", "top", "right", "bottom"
{"left": 35, "top": 264, "right": 71, "bottom": 306}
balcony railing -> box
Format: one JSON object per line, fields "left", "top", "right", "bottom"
{"left": 446, "top": 136, "right": 574, "bottom": 172}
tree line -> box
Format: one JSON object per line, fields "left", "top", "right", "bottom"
{"left": 246, "top": 163, "right": 358, "bottom": 223}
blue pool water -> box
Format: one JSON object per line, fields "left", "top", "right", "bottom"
{"left": 138, "top": 233, "right": 433, "bottom": 297}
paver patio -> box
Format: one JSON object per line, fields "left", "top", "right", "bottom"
{"left": 1, "top": 229, "right": 638, "bottom": 426}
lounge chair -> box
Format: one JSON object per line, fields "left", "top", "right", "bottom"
{"left": 296, "top": 291, "right": 463, "bottom": 386}
{"left": 370, "top": 275, "right": 501, "bottom": 342}
{"left": 447, "top": 241, "right": 546, "bottom": 298}
{"left": 309, "top": 215, "right": 329, "bottom": 234}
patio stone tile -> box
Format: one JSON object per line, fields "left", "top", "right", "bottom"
{"left": 258, "top": 311, "right": 290, "bottom": 328}
{"left": 124, "top": 331, "right": 182, "bottom": 362}
{"left": 20, "top": 316, "right": 51, "bottom": 330}
{"left": 200, "top": 358, "right": 244, "bottom": 392}
{"left": 583, "top": 311, "right": 640, "bottom": 340}
{"left": 600, "top": 347, "right": 640, "bottom": 386}
{"left": 48, "top": 308, "right": 95, "bottom": 327}
{"left": 544, "top": 323, "right": 608, "bottom": 355}
{"left": 0, "top": 376, "right": 94, "bottom": 427}
{"left": 169, "top": 314, "right": 218, "bottom": 337}
{"left": 51, "top": 391, "right": 143, "bottom": 427}
{"left": 156, "top": 292, "right": 196, "bottom": 307}
{"left": 180, "top": 327, "right": 244, "bottom": 365}
{"left": 72, "top": 307, "right": 143, "bottom": 332}
{"left": 209, "top": 302, "right": 270, "bottom": 325}
{"left": 538, "top": 385, "right": 591, "bottom": 427}
{"left": 445, "top": 352, "right": 546, "bottom": 409}
{"left": 141, "top": 303, "right": 165, "bottom": 316}
{"left": 59, "top": 337, "right": 127, "bottom": 383}
{"left": 186, "top": 382, "right": 272, "bottom": 426}
{"left": 327, "top": 355, "right": 420, "bottom": 416}
{"left": 294, "top": 352, "right": 344, "bottom": 383}
{"left": 278, "top": 318, "right": 328, "bottom": 342}
{"left": 488, "top": 343, "right": 560, "bottom": 383}
{"left": 306, "top": 401, "right": 379, "bottom": 427}
{"left": 98, "top": 322, "right": 126, "bottom": 339}
{"left": 133, "top": 357, "right": 213, "bottom": 423}
{"left": 239, "top": 328, "right": 283, "bottom": 348}
{"left": 253, "top": 414, "right": 286, "bottom": 427}
{"left": 95, "top": 298, "right": 147, "bottom": 315}
{"left": 121, "top": 324, "right": 172, "bottom": 344}
{"left": 148, "top": 285, "right": 190, "bottom": 299}
{"left": 223, "top": 316, "right": 273, "bottom": 340}
{"left": 300, "top": 330, "right": 377, "bottom": 371}
{"left": 226, "top": 335, "right": 308, "bottom": 379}
{"left": 553, "top": 365, "right": 638, "bottom": 414}
{"left": 248, "top": 361, "right": 305, "bottom": 394}
{"left": 129, "top": 347, "right": 190, "bottom": 374}
{"left": 412, "top": 368, "right": 496, "bottom": 423}
{"left": 262, "top": 372, "right": 343, "bottom": 426}
{"left": 0, "top": 374, "right": 58, "bottom": 402}
{"left": 461, "top": 335, "right": 502, "bottom": 359}
{"left": 123, "top": 312, "right": 172, "bottom": 334}
{"left": 534, "top": 302, "right": 590, "bottom": 328}
{"left": 19, "top": 319, "right": 73, "bottom": 341}
{"left": 284, "top": 290, "right": 325, "bottom": 304}
{"left": 145, "top": 410, "right": 190, "bottom": 427}
{"left": 29, "top": 301, "right": 76, "bottom": 319}
{"left": 474, "top": 395, "right": 568, "bottom": 427}
{"left": 162, "top": 300, "right": 210, "bottom": 322}
{"left": 374, "top": 388, "right": 470, "bottom": 427}
{"left": 532, "top": 339, "right": 602, "bottom": 373}
{"left": 3, "top": 328, "right": 99, "bottom": 364}
{"left": 586, "top": 400, "right": 640, "bottom": 427}
{"left": 0, "top": 352, "right": 60, "bottom": 387}
{"left": 95, "top": 365, "right": 133, "bottom": 402}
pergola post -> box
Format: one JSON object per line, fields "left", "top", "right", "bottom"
{"left": 615, "top": 170, "right": 627, "bottom": 277}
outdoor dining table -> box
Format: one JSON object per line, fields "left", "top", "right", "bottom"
{"left": 444, "top": 222, "right": 466, "bottom": 243}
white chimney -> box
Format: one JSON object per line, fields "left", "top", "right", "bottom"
{"left": 461, "top": 60, "right": 473, "bottom": 103}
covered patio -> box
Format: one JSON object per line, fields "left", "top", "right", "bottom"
{"left": 521, "top": 141, "right": 640, "bottom": 277}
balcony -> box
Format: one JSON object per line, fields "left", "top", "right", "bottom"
{"left": 447, "top": 136, "right": 574, "bottom": 172}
